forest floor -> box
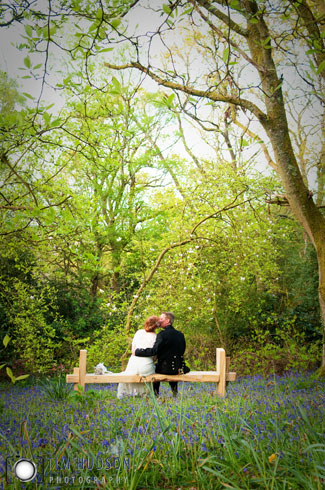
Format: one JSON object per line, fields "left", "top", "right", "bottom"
{"left": 0, "top": 371, "right": 324, "bottom": 489}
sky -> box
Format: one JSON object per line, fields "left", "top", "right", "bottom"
{"left": 0, "top": 2, "right": 218, "bottom": 162}
{"left": 0, "top": 0, "right": 321, "bottom": 191}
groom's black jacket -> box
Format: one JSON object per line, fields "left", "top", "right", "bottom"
{"left": 135, "top": 325, "right": 186, "bottom": 375}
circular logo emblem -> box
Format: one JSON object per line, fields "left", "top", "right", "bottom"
{"left": 13, "top": 458, "right": 37, "bottom": 482}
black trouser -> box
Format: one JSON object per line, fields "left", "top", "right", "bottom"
{"left": 153, "top": 381, "right": 177, "bottom": 396}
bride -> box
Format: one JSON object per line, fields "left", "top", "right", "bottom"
{"left": 117, "top": 316, "right": 160, "bottom": 399}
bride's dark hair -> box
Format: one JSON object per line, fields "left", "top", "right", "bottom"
{"left": 144, "top": 315, "right": 160, "bottom": 332}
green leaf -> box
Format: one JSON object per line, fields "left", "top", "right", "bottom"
{"left": 34, "top": 63, "right": 42, "bottom": 69}
{"left": 223, "top": 47, "right": 230, "bottom": 64}
{"left": 22, "top": 92, "right": 34, "bottom": 100}
{"left": 182, "top": 6, "right": 194, "bottom": 15}
{"left": 3, "top": 334, "right": 10, "bottom": 347}
{"left": 111, "top": 76, "right": 121, "bottom": 92}
{"left": 166, "top": 93, "right": 175, "bottom": 107}
{"left": 42, "top": 25, "right": 49, "bottom": 38}
{"left": 50, "top": 25, "right": 57, "bottom": 37}
{"left": 163, "top": 4, "right": 171, "bottom": 14}
{"left": 89, "top": 22, "right": 98, "bottom": 32}
{"left": 261, "top": 36, "right": 272, "bottom": 49}
{"left": 24, "top": 25, "right": 33, "bottom": 37}
{"left": 31, "top": 207, "right": 41, "bottom": 217}
{"left": 43, "top": 112, "right": 51, "bottom": 125}
{"left": 99, "top": 47, "right": 113, "bottom": 53}
{"left": 72, "top": 1, "right": 80, "bottom": 12}
{"left": 6, "top": 367, "right": 15, "bottom": 383}
{"left": 249, "top": 17, "right": 258, "bottom": 24}
{"left": 309, "top": 59, "right": 316, "bottom": 74}
{"left": 24, "top": 56, "right": 31, "bottom": 68}
{"left": 0, "top": 364, "right": 6, "bottom": 370}
{"left": 51, "top": 119, "right": 61, "bottom": 127}
{"left": 15, "top": 375, "right": 30, "bottom": 381}
{"left": 306, "top": 48, "right": 318, "bottom": 55}
{"left": 316, "top": 59, "right": 325, "bottom": 75}
{"left": 110, "top": 17, "right": 121, "bottom": 28}
{"left": 272, "top": 82, "right": 282, "bottom": 94}
{"left": 230, "top": 0, "right": 240, "bottom": 9}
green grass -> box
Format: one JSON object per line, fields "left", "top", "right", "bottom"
{"left": 0, "top": 371, "right": 324, "bottom": 489}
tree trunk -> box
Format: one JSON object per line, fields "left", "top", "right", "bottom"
{"left": 244, "top": 2, "right": 325, "bottom": 369}
{"left": 316, "top": 110, "right": 325, "bottom": 207}
{"left": 317, "top": 243, "right": 325, "bottom": 374}
{"left": 90, "top": 273, "right": 99, "bottom": 298}
{"left": 111, "top": 249, "right": 121, "bottom": 293}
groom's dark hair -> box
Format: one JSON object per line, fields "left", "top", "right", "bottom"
{"left": 162, "top": 312, "right": 174, "bottom": 325}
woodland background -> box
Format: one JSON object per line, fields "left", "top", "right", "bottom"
{"left": 0, "top": 0, "right": 323, "bottom": 378}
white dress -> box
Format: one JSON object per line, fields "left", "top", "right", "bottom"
{"left": 117, "top": 329, "right": 156, "bottom": 399}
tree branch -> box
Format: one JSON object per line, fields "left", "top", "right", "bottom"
{"left": 190, "top": 189, "right": 249, "bottom": 235}
{"left": 288, "top": 0, "right": 325, "bottom": 81}
{"left": 190, "top": 0, "right": 266, "bottom": 73}
{"left": 1, "top": 154, "right": 38, "bottom": 206}
{"left": 124, "top": 237, "right": 192, "bottom": 335}
{"left": 230, "top": 108, "right": 278, "bottom": 172}
{"left": 195, "top": 0, "right": 248, "bottom": 38}
{"left": 104, "top": 61, "right": 268, "bottom": 127}
{"left": 124, "top": 188, "right": 251, "bottom": 336}
{"left": 174, "top": 111, "right": 207, "bottom": 176}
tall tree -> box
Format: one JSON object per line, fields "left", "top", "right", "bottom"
{"left": 55, "top": 74, "right": 170, "bottom": 297}
{"left": 103, "top": 0, "right": 325, "bottom": 370}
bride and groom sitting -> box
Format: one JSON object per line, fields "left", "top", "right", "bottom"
{"left": 117, "top": 312, "right": 189, "bottom": 399}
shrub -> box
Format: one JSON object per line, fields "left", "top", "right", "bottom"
{"left": 231, "top": 322, "right": 321, "bottom": 375}
{"left": 5, "top": 280, "right": 58, "bottom": 373}
{"left": 86, "top": 324, "right": 129, "bottom": 372}
{"left": 184, "top": 334, "right": 217, "bottom": 370}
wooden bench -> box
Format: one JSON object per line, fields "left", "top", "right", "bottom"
{"left": 66, "top": 348, "right": 236, "bottom": 397}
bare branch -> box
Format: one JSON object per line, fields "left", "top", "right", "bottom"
{"left": 104, "top": 61, "right": 268, "bottom": 127}
{"left": 190, "top": 0, "right": 265, "bottom": 73}
{"left": 195, "top": 0, "right": 248, "bottom": 38}
{"left": 174, "top": 111, "right": 207, "bottom": 176}
{"left": 230, "top": 108, "right": 278, "bottom": 172}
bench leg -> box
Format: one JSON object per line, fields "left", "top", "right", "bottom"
{"left": 79, "top": 349, "right": 87, "bottom": 390}
{"left": 73, "top": 367, "right": 79, "bottom": 391}
{"left": 216, "top": 348, "right": 226, "bottom": 397}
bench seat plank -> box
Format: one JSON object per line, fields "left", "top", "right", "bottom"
{"left": 66, "top": 371, "right": 236, "bottom": 384}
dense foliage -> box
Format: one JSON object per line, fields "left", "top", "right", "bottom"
{"left": 0, "top": 64, "right": 322, "bottom": 375}
{"left": 0, "top": 0, "right": 323, "bottom": 377}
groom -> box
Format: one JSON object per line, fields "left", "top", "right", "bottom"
{"left": 134, "top": 312, "right": 186, "bottom": 396}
